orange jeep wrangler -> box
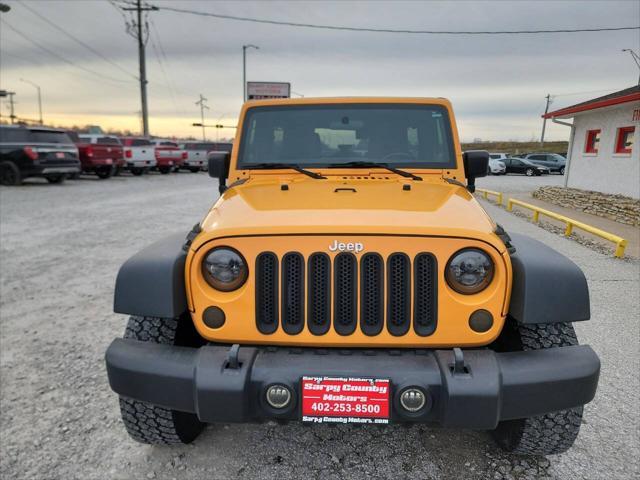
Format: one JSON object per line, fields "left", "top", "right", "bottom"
{"left": 106, "top": 98, "right": 600, "bottom": 455}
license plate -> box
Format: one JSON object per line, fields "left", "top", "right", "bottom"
{"left": 168, "top": 161, "right": 173, "bottom": 165}
{"left": 106, "top": 159, "right": 113, "bottom": 165}
{"left": 56, "top": 152, "right": 65, "bottom": 159}
{"left": 301, "top": 376, "right": 390, "bottom": 424}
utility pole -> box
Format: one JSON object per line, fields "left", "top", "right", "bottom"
{"left": 20, "top": 78, "right": 43, "bottom": 125}
{"left": 195, "top": 95, "right": 209, "bottom": 141}
{"left": 540, "top": 94, "right": 551, "bottom": 146}
{"left": 242, "top": 44, "right": 259, "bottom": 102}
{"left": 122, "top": 0, "right": 158, "bottom": 137}
{"left": 7, "top": 92, "right": 16, "bottom": 124}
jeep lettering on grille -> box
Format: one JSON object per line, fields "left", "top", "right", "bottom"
{"left": 329, "top": 240, "right": 364, "bottom": 254}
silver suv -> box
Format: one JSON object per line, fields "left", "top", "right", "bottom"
{"left": 523, "top": 153, "right": 566, "bottom": 175}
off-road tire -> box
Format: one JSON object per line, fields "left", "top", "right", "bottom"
{"left": 118, "top": 315, "right": 205, "bottom": 444}
{"left": 490, "top": 321, "right": 583, "bottom": 455}
{"left": 46, "top": 174, "right": 65, "bottom": 184}
{"left": 0, "top": 161, "right": 22, "bottom": 186}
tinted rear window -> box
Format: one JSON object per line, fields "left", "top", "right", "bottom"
{"left": 97, "top": 137, "right": 121, "bottom": 145}
{"left": 29, "top": 130, "right": 73, "bottom": 144}
{"left": 123, "top": 138, "right": 152, "bottom": 146}
{"left": 158, "top": 141, "right": 177, "bottom": 147}
{"left": 67, "top": 131, "right": 81, "bottom": 142}
{"left": 0, "top": 127, "right": 29, "bottom": 143}
{"left": 215, "top": 143, "right": 233, "bottom": 152}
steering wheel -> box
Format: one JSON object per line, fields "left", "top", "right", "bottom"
{"left": 380, "top": 152, "right": 413, "bottom": 162}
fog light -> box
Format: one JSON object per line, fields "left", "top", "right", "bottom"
{"left": 400, "top": 388, "right": 426, "bottom": 412}
{"left": 265, "top": 385, "right": 291, "bottom": 409}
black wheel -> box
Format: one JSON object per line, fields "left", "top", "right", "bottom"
{"left": 118, "top": 315, "right": 206, "bottom": 445}
{"left": 131, "top": 167, "right": 144, "bottom": 176}
{"left": 190, "top": 167, "right": 200, "bottom": 173}
{"left": 560, "top": 167, "right": 565, "bottom": 175}
{"left": 525, "top": 168, "right": 534, "bottom": 176}
{"left": 46, "top": 174, "right": 65, "bottom": 184}
{"left": 0, "top": 161, "right": 22, "bottom": 186}
{"left": 96, "top": 167, "right": 113, "bottom": 179}
{"left": 159, "top": 166, "right": 171, "bottom": 174}
{"left": 490, "top": 321, "right": 584, "bottom": 455}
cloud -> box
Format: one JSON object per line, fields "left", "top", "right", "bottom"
{"left": 1, "top": 0, "right": 638, "bottom": 140}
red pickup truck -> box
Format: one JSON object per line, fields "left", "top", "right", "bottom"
{"left": 68, "top": 132, "right": 124, "bottom": 179}
{"left": 150, "top": 140, "right": 186, "bottom": 174}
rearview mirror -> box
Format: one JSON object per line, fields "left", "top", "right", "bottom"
{"left": 208, "top": 151, "right": 231, "bottom": 194}
{"left": 463, "top": 150, "right": 489, "bottom": 193}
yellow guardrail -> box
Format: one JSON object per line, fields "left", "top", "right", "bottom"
{"left": 475, "top": 188, "right": 503, "bottom": 205}
{"left": 506, "top": 198, "right": 628, "bottom": 258}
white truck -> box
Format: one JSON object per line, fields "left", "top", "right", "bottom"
{"left": 120, "top": 137, "right": 157, "bottom": 175}
{"left": 179, "top": 142, "right": 233, "bottom": 172}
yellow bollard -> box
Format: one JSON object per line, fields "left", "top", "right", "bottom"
{"left": 533, "top": 211, "right": 540, "bottom": 223}
{"left": 507, "top": 200, "right": 513, "bottom": 212}
{"left": 614, "top": 239, "right": 627, "bottom": 258}
{"left": 497, "top": 193, "right": 503, "bottom": 206}
{"left": 564, "top": 223, "right": 573, "bottom": 236}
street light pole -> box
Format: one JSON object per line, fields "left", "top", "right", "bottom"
{"left": 242, "top": 44, "right": 259, "bottom": 102}
{"left": 20, "top": 78, "right": 43, "bottom": 125}
{"left": 622, "top": 49, "right": 640, "bottom": 84}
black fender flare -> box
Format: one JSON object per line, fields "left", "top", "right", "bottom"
{"left": 508, "top": 233, "right": 590, "bottom": 324}
{"left": 113, "top": 233, "right": 188, "bottom": 318}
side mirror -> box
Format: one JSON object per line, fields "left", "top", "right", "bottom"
{"left": 208, "top": 151, "right": 231, "bottom": 194}
{"left": 463, "top": 150, "right": 489, "bottom": 193}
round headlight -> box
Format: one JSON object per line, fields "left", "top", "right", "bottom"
{"left": 202, "top": 247, "right": 248, "bottom": 292}
{"left": 445, "top": 248, "right": 494, "bottom": 294}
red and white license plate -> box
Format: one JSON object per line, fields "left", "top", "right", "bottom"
{"left": 301, "top": 376, "right": 390, "bottom": 424}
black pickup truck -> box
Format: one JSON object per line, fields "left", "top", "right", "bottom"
{"left": 0, "top": 125, "right": 81, "bottom": 185}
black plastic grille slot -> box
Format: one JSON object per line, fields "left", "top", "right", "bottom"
{"left": 360, "top": 253, "right": 384, "bottom": 336}
{"left": 255, "top": 252, "right": 278, "bottom": 334}
{"left": 387, "top": 253, "right": 411, "bottom": 336}
{"left": 414, "top": 253, "right": 437, "bottom": 336}
{"left": 333, "top": 252, "right": 357, "bottom": 335}
{"left": 281, "top": 252, "right": 304, "bottom": 334}
{"left": 307, "top": 253, "right": 331, "bottom": 335}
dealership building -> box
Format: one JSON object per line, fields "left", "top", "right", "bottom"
{"left": 543, "top": 85, "right": 640, "bottom": 198}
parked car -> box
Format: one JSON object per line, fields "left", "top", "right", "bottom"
{"left": 180, "top": 142, "right": 233, "bottom": 172}
{"left": 106, "top": 97, "right": 599, "bottom": 457}
{"left": 522, "top": 153, "right": 566, "bottom": 175}
{"left": 503, "top": 157, "right": 550, "bottom": 176}
{"left": 120, "top": 137, "right": 156, "bottom": 175}
{"left": 488, "top": 158, "right": 506, "bottom": 175}
{"left": 67, "top": 132, "right": 124, "bottom": 179}
{"left": 489, "top": 153, "right": 508, "bottom": 161}
{"left": 150, "top": 139, "right": 186, "bottom": 174}
{"left": 0, "top": 125, "right": 80, "bottom": 185}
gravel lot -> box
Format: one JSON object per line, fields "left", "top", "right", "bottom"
{"left": 1, "top": 173, "right": 638, "bottom": 480}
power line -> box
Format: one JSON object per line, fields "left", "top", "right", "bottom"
{"left": 153, "top": 5, "right": 639, "bottom": 35}
{"left": 20, "top": 1, "right": 137, "bottom": 80}
{"left": 1, "top": 19, "right": 134, "bottom": 85}
{"left": 147, "top": 21, "right": 182, "bottom": 117}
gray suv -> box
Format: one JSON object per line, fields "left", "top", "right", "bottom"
{"left": 523, "top": 153, "right": 566, "bottom": 175}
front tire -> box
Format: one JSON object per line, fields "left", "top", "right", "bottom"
{"left": 490, "top": 321, "right": 584, "bottom": 455}
{"left": 560, "top": 167, "right": 565, "bottom": 175}
{"left": 0, "top": 161, "right": 22, "bottom": 186}
{"left": 525, "top": 168, "right": 534, "bottom": 176}
{"left": 118, "top": 316, "right": 205, "bottom": 444}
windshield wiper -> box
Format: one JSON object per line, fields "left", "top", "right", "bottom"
{"left": 328, "top": 161, "right": 422, "bottom": 181}
{"left": 242, "top": 163, "right": 326, "bottom": 179}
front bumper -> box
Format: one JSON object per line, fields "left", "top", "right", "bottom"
{"left": 106, "top": 340, "right": 599, "bottom": 429}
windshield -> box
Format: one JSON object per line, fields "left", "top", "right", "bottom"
{"left": 237, "top": 104, "right": 455, "bottom": 169}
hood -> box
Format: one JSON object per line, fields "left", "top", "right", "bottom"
{"left": 196, "top": 175, "right": 502, "bottom": 251}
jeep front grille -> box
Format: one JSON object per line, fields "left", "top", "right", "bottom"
{"left": 255, "top": 251, "right": 437, "bottom": 337}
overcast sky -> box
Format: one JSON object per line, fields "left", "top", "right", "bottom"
{"left": 0, "top": 0, "right": 638, "bottom": 141}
